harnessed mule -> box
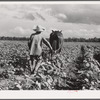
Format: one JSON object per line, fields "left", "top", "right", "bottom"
{"left": 49, "top": 30, "right": 63, "bottom": 58}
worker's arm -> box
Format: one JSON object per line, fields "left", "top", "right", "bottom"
{"left": 42, "top": 38, "right": 53, "bottom": 51}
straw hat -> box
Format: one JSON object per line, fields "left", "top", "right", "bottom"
{"left": 33, "top": 25, "right": 45, "bottom": 32}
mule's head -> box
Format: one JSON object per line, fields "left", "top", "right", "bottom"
{"left": 51, "top": 30, "right": 62, "bottom": 35}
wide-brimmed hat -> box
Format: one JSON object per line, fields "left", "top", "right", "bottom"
{"left": 33, "top": 25, "right": 45, "bottom": 32}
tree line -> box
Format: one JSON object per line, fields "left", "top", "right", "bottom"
{"left": 0, "top": 36, "right": 28, "bottom": 41}
{"left": 0, "top": 36, "right": 100, "bottom": 42}
{"left": 64, "top": 37, "right": 100, "bottom": 42}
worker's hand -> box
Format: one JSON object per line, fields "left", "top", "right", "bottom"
{"left": 52, "top": 50, "right": 57, "bottom": 54}
{"left": 51, "top": 49, "right": 54, "bottom": 53}
{"left": 53, "top": 50, "right": 56, "bottom": 54}
{"left": 54, "top": 51, "right": 57, "bottom": 54}
{"left": 49, "top": 49, "right": 54, "bottom": 54}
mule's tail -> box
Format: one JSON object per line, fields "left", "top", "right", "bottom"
{"left": 52, "top": 40, "right": 57, "bottom": 51}
{"left": 50, "top": 40, "right": 57, "bottom": 59}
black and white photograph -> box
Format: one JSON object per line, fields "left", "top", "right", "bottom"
{"left": 0, "top": 1, "right": 100, "bottom": 91}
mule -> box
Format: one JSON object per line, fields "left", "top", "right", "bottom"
{"left": 49, "top": 30, "right": 63, "bottom": 57}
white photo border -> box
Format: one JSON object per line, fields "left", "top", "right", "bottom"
{"left": 0, "top": 1, "right": 100, "bottom": 99}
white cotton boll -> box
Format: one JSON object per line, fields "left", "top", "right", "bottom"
{"left": 84, "top": 78, "right": 89, "bottom": 82}
{"left": 91, "top": 81, "right": 95, "bottom": 85}
{"left": 86, "top": 63, "right": 90, "bottom": 67}
{"left": 16, "top": 84, "right": 22, "bottom": 90}
{"left": 82, "top": 86, "right": 86, "bottom": 90}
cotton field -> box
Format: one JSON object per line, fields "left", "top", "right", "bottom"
{"left": 0, "top": 41, "right": 100, "bottom": 90}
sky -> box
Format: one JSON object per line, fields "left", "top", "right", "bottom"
{"left": 0, "top": 3, "right": 100, "bottom": 38}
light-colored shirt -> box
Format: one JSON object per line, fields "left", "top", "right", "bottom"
{"left": 30, "top": 33, "right": 43, "bottom": 56}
